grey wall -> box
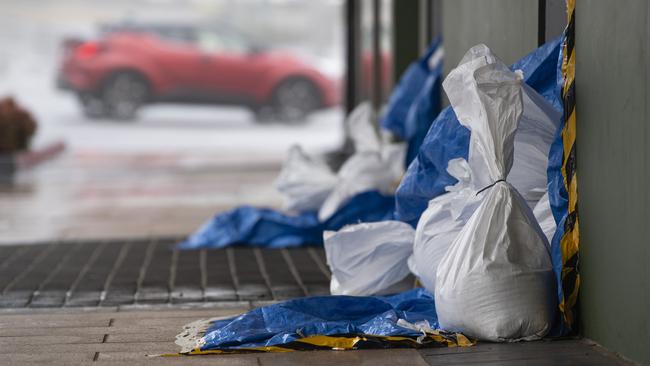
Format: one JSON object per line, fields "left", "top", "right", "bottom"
{"left": 577, "top": 1, "right": 650, "bottom": 365}
{"left": 441, "top": 0, "right": 538, "bottom": 74}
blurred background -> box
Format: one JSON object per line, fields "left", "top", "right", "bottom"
{"left": 0, "top": 0, "right": 394, "bottom": 243}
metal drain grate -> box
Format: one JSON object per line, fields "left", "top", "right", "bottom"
{"left": 0, "top": 238, "right": 331, "bottom": 308}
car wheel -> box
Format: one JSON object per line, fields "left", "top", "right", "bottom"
{"left": 272, "top": 79, "right": 321, "bottom": 123}
{"left": 101, "top": 72, "right": 149, "bottom": 121}
{"left": 78, "top": 93, "right": 107, "bottom": 119}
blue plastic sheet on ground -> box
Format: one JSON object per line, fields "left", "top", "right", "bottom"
{"left": 178, "top": 190, "right": 395, "bottom": 249}
{"left": 177, "top": 40, "right": 571, "bottom": 353}
{"left": 381, "top": 39, "right": 442, "bottom": 165}
{"left": 198, "top": 288, "right": 437, "bottom": 351}
{"left": 395, "top": 37, "right": 563, "bottom": 226}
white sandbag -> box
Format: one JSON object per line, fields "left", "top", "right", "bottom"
{"left": 275, "top": 145, "right": 337, "bottom": 212}
{"left": 533, "top": 192, "right": 556, "bottom": 245}
{"left": 410, "top": 45, "right": 559, "bottom": 297}
{"left": 434, "top": 45, "right": 555, "bottom": 342}
{"left": 347, "top": 102, "right": 381, "bottom": 153}
{"left": 409, "top": 158, "right": 482, "bottom": 290}
{"left": 324, "top": 221, "right": 414, "bottom": 296}
{"left": 509, "top": 84, "right": 561, "bottom": 207}
{"left": 318, "top": 103, "right": 406, "bottom": 221}
{"left": 275, "top": 103, "right": 378, "bottom": 213}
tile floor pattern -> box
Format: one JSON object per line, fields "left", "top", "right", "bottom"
{"left": 0, "top": 240, "right": 633, "bottom": 365}
{"left": 0, "top": 306, "right": 631, "bottom": 366}
{"left": 0, "top": 239, "right": 330, "bottom": 308}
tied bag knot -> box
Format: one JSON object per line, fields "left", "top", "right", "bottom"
{"left": 476, "top": 179, "right": 507, "bottom": 196}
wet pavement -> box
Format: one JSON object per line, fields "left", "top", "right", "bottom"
{"left": 0, "top": 149, "right": 283, "bottom": 244}
{"left": 0, "top": 306, "right": 631, "bottom": 366}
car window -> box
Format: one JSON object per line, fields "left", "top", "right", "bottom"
{"left": 152, "top": 26, "right": 196, "bottom": 44}
{"left": 196, "top": 29, "right": 249, "bottom": 55}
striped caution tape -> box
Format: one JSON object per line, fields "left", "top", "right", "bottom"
{"left": 559, "top": 0, "right": 580, "bottom": 331}
{"left": 172, "top": 332, "right": 473, "bottom": 356}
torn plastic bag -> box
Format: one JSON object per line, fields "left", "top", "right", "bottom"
{"left": 533, "top": 192, "right": 556, "bottom": 245}
{"left": 434, "top": 47, "right": 555, "bottom": 342}
{"left": 275, "top": 145, "right": 337, "bottom": 213}
{"left": 381, "top": 39, "right": 443, "bottom": 165}
{"left": 324, "top": 221, "right": 414, "bottom": 296}
{"left": 395, "top": 37, "right": 563, "bottom": 226}
{"left": 174, "top": 288, "right": 471, "bottom": 354}
{"left": 318, "top": 104, "right": 406, "bottom": 222}
{"left": 177, "top": 190, "right": 394, "bottom": 249}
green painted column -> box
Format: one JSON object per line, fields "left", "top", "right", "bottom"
{"left": 576, "top": 1, "right": 650, "bottom": 364}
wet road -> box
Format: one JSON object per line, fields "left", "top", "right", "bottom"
{"left": 0, "top": 104, "right": 344, "bottom": 245}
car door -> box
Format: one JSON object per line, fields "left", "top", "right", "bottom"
{"left": 195, "top": 28, "right": 264, "bottom": 102}
{"left": 147, "top": 27, "right": 205, "bottom": 94}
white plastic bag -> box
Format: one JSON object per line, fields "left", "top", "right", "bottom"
{"left": 275, "top": 145, "right": 337, "bottom": 212}
{"left": 324, "top": 221, "right": 414, "bottom": 296}
{"left": 509, "top": 85, "right": 561, "bottom": 207}
{"left": 275, "top": 103, "right": 376, "bottom": 213}
{"left": 410, "top": 45, "right": 559, "bottom": 297}
{"left": 533, "top": 192, "right": 556, "bottom": 245}
{"left": 318, "top": 103, "right": 406, "bottom": 221}
{"left": 434, "top": 45, "right": 555, "bottom": 342}
{"left": 409, "top": 158, "right": 482, "bottom": 290}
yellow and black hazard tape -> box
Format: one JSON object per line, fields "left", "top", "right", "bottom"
{"left": 165, "top": 331, "right": 473, "bottom": 356}
{"left": 558, "top": 0, "right": 580, "bottom": 331}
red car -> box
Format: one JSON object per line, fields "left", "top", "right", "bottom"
{"left": 58, "top": 23, "right": 340, "bottom": 122}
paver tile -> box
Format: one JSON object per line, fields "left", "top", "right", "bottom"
{"left": 1, "top": 352, "right": 94, "bottom": 364}
{"left": 0, "top": 325, "right": 179, "bottom": 337}
{"left": 0, "top": 334, "right": 104, "bottom": 346}
{"left": 258, "top": 349, "right": 430, "bottom": 366}
{"left": 97, "top": 352, "right": 259, "bottom": 365}
{"left": 1, "top": 341, "right": 175, "bottom": 355}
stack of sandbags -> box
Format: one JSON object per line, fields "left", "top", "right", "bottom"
{"left": 275, "top": 102, "right": 406, "bottom": 218}
{"left": 317, "top": 102, "right": 405, "bottom": 221}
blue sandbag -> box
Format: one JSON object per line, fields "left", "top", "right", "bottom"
{"left": 197, "top": 288, "right": 439, "bottom": 351}
{"left": 381, "top": 40, "right": 443, "bottom": 165}
{"left": 178, "top": 190, "right": 395, "bottom": 249}
{"left": 395, "top": 37, "right": 563, "bottom": 226}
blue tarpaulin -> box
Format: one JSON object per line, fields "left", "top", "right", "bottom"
{"left": 395, "top": 37, "right": 563, "bottom": 226}
{"left": 547, "top": 30, "right": 572, "bottom": 337}
{"left": 179, "top": 41, "right": 444, "bottom": 250}
{"left": 381, "top": 39, "right": 443, "bottom": 165}
{"left": 180, "top": 288, "right": 470, "bottom": 354}
{"left": 175, "top": 39, "right": 571, "bottom": 355}
{"left": 178, "top": 190, "right": 394, "bottom": 249}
